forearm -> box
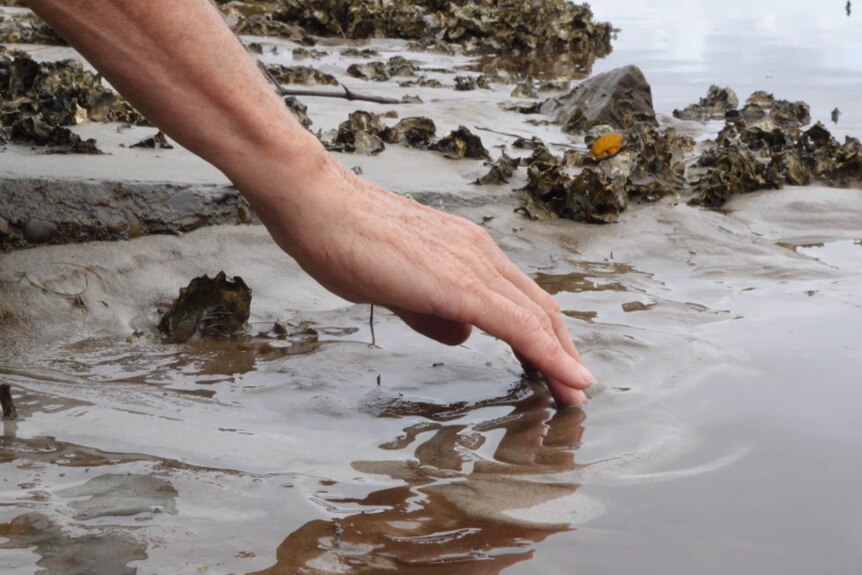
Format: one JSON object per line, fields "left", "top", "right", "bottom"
{"left": 25, "top": 0, "right": 324, "bottom": 188}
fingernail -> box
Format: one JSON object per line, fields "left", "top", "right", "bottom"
{"left": 575, "top": 362, "right": 597, "bottom": 388}
{"left": 554, "top": 385, "right": 587, "bottom": 407}
{"left": 572, "top": 388, "right": 588, "bottom": 406}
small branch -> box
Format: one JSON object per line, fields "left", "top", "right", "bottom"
{"left": 473, "top": 125, "right": 578, "bottom": 150}
{"left": 257, "top": 61, "right": 406, "bottom": 104}
{"left": 369, "top": 304, "right": 376, "bottom": 347}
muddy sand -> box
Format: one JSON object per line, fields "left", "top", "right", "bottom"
{"left": 2, "top": 1, "right": 862, "bottom": 574}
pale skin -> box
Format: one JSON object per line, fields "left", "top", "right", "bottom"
{"left": 25, "top": 0, "right": 596, "bottom": 405}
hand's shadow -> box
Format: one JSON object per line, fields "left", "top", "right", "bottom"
{"left": 251, "top": 381, "right": 587, "bottom": 575}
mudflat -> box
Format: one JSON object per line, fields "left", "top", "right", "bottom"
{"left": 1, "top": 1, "right": 861, "bottom": 573}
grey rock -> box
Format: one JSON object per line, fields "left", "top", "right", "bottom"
{"left": 23, "top": 219, "right": 58, "bottom": 243}
{"left": 57, "top": 473, "right": 178, "bottom": 519}
{"left": 0, "top": 179, "right": 252, "bottom": 249}
{"left": 541, "top": 65, "right": 657, "bottom": 133}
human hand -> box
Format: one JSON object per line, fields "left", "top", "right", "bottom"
{"left": 232, "top": 148, "right": 595, "bottom": 405}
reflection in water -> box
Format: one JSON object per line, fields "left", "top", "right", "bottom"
{"left": 252, "top": 383, "right": 586, "bottom": 575}
{"left": 0, "top": 513, "right": 147, "bottom": 575}
{"left": 469, "top": 48, "right": 610, "bottom": 82}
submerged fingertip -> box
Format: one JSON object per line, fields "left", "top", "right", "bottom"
{"left": 574, "top": 362, "right": 597, "bottom": 389}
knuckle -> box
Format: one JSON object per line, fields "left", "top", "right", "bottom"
{"left": 536, "top": 306, "right": 554, "bottom": 334}
{"left": 543, "top": 294, "right": 562, "bottom": 316}
{"left": 464, "top": 221, "right": 494, "bottom": 248}
{"left": 511, "top": 305, "right": 537, "bottom": 331}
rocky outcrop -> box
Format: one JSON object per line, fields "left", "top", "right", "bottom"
{"left": 541, "top": 65, "right": 658, "bottom": 133}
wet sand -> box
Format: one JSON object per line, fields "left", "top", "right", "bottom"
{"left": 2, "top": 1, "right": 862, "bottom": 574}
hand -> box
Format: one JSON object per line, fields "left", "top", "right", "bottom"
{"left": 233, "top": 149, "right": 596, "bottom": 405}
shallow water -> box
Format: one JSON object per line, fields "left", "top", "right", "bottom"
{"left": 592, "top": 0, "right": 862, "bottom": 140}
{"left": 2, "top": 2, "right": 862, "bottom": 574}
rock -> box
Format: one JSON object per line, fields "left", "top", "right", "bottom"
{"left": 158, "top": 271, "right": 252, "bottom": 342}
{"left": 430, "top": 126, "right": 491, "bottom": 160}
{"left": 227, "top": 10, "right": 313, "bottom": 44}
{"left": 739, "top": 102, "right": 767, "bottom": 123}
{"left": 518, "top": 125, "right": 691, "bottom": 222}
{"left": 352, "top": 131, "right": 385, "bottom": 155}
{"left": 271, "top": 0, "right": 612, "bottom": 57}
{"left": 691, "top": 145, "right": 782, "bottom": 207}
{"left": 292, "top": 46, "right": 327, "bottom": 59}
{"left": 347, "top": 56, "right": 415, "bottom": 81}
{"left": 511, "top": 82, "right": 538, "bottom": 99}
{"left": 237, "top": 205, "right": 254, "bottom": 224}
{"left": 126, "top": 211, "right": 144, "bottom": 238}
{"left": 454, "top": 75, "right": 489, "bottom": 91}
{"left": 342, "top": 47, "right": 380, "bottom": 58}
{"left": 57, "top": 474, "right": 178, "bottom": 519}
{"left": 381, "top": 117, "right": 437, "bottom": 148}
{"left": 334, "top": 111, "right": 387, "bottom": 154}
{"left": 284, "top": 96, "right": 312, "bottom": 129}
{"left": 0, "top": 216, "right": 11, "bottom": 239}
{"left": 769, "top": 99, "right": 810, "bottom": 128}
{"left": 130, "top": 130, "right": 173, "bottom": 149}
{"left": 541, "top": 65, "right": 657, "bottom": 133}
{"left": 265, "top": 64, "right": 337, "bottom": 86}
{"left": 672, "top": 85, "right": 739, "bottom": 121}
{"left": 23, "top": 219, "right": 58, "bottom": 243}
{"left": 385, "top": 56, "right": 416, "bottom": 77}
{"left": 0, "top": 11, "right": 65, "bottom": 45}
{"left": 475, "top": 153, "right": 521, "bottom": 185}
{"left": 0, "top": 383, "right": 16, "bottom": 419}
{"left": 746, "top": 91, "right": 774, "bottom": 108}
{"left": 0, "top": 46, "right": 147, "bottom": 154}
{"left": 347, "top": 61, "right": 389, "bottom": 81}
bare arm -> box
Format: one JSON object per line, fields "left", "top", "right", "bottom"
{"left": 25, "top": 0, "right": 595, "bottom": 404}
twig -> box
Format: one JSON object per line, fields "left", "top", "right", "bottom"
{"left": 369, "top": 304, "right": 376, "bottom": 347}
{"left": 473, "top": 125, "right": 578, "bottom": 150}
{"left": 257, "top": 61, "right": 406, "bottom": 104}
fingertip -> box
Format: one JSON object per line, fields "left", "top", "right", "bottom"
{"left": 574, "top": 362, "right": 597, "bottom": 390}
{"left": 546, "top": 378, "right": 588, "bottom": 407}
{"left": 549, "top": 350, "right": 597, "bottom": 391}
